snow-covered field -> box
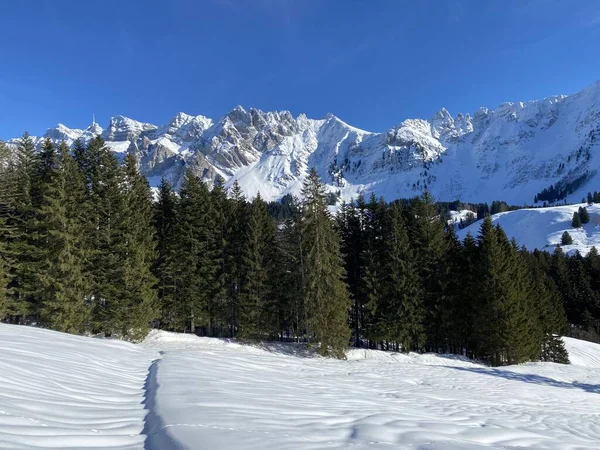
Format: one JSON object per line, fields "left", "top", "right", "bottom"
{"left": 0, "top": 324, "right": 157, "bottom": 449}
{"left": 1, "top": 325, "right": 600, "bottom": 449}
{"left": 459, "top": 203, "right": 600, "bottom": 255}
{"left": 141, "top": 331, "right": 600, "bottom": 450}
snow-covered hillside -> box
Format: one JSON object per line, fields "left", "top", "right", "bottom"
{"left": 5, "top": 81, "right": 600, "bottom": 204}
{"left": 1, "top": 325, "right": 600, "bottom": 449}
{"left": 458, "top": 203, "right": 600, "bottom": 255}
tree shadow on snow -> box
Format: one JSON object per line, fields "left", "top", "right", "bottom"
{"left": 444, "top": 365, "right": 599, "bottom": 394}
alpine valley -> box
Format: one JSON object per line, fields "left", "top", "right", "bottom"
{"left": 6, "top": 80, "right": 600, "bottom": 204}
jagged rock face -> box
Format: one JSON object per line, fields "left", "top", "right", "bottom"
{"left": 5, "top": 81, "right": 600, "bottom": 204}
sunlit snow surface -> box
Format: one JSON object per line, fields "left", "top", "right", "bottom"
{"left": 458, "top": 203, "right": 600, "bottom": 256}
{"left": 142, "top": 331, "right": 600, "bottom": 450}
{"left": 0, "top": 324, "right": 157, "bottom": 449}
{"left": 1, "top": 325, "right": 599, "bottom": 449}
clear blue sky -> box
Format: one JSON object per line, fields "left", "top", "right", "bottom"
{"left": 1, "top": 0, "right": 599, "bottom": 139}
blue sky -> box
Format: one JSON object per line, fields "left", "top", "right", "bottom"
{"left": 0, "top": 0, "right": 599, "bottom": 139}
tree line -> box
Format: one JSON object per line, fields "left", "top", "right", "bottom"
{"left": 1, "top": 134, "right": 598, "bottom": 365}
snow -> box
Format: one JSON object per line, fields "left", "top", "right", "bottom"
{"left": 1, "top": 324, "right": 600, "bottom": 449}
{"left": 458, "top": 203, "right": 600, "bottom": 255}
{"left": 0, "top": 324, "right": 157, "bottom": 449}
{"left": 142, "top": 330, "right": 600, "bottom": 450}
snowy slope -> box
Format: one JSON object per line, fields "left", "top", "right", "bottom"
{"left": 142, "top": 331, "right": 600, "bottom": 450}
{"left": 4, "top": 80, "right": 600, "bottom": 204}
{"left": 458, "top": 203, "right": 600, "bottom": 255}
{"left": 0, "top": 324, "right": 157, "bottom": 450}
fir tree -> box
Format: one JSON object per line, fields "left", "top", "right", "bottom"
{"left": 225, "top": 181, "right": 248, "bottom": 337}
{"left": 173, "top": 170, "right": 221, "bottom": 333}
{"left": 84, "top": 137, "right": 128, "bottom": 335}
{"left": 572, "top": 211, "right": 582, "bottom": 228}
{"left": 10, "top": 132, "right": 43, "bottom": 319}
{"left": 300, "top": 168, "right": 351, "bottom": 358}
{"left": 410, "top": 191, "right": 448, "bottom": 352}
{"left": 38, "top": 142, "right": 91, "bottom": 333}
{"left": 238, "top": 193, "right": 277, "bottom": 339}
{"left": 378, "top": 203, "right": 425, "bottom": 351}
{"left": 561, "top": 231, "right": 573, "bottom": 245}
{"left": 153, "top": 178, "right": 180, "bottom": 329}
{"left": 119, "top": 153, "right": 157, "bottom": 338}
{"left": 578, "top": 206, "right": 590, "bottom": 224}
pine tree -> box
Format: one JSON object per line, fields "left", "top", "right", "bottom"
{"left": 0, "top": 140, "right": 16, "bottom": 319}
{"left": 119, "top": 153, "right": 157, "bottom": 338}
{"left": 238, "top": 193, "right": 277, "bottom": 339}
{"left": 472, "top": 218, "right": 541, "bottom": 365}
{"left": 84, "top": 137, "right": 128, "bottom": 335}
{"left": 38, "top": 142, "right": 91, "bottom": 333}
{"left": 172, "top": 170, "right": 221, "bottom": 333}
{"left": 300, "top": 168, "right": 351, "bottom": 358}
{"left": 225, "top": 181, "right": 248, "bottom": 337}
{"left": 337, "top": 195, "right": 368, "bottom": 347}
{"left": 410, "top": 191, "right": 448, "bottom": 352}
{"left": 208, "top": 177, "right": 228, "bottom": 336}
{"left": 561, "top": 231, "right": 573, "bottom": 245}
{"left": 153, "top": 178, "right": 180, "bottom": 329}
{"left": 10, "top": 132, "right": 43, "bottom": 319}
{"left": 378, "top": 202, "right": 425, "bottom": 351}
{"left": 578, "top": 206, "right": 590, "bottom": 224}
{"left": 572, "top": 211, "right": 582, "bottom": 228}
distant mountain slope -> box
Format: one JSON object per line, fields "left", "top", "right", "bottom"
{"left": 458, "top": 203, "right": 600, "bottom": 255}
{"left": 5, "top": 81, "right": 600, "bottom": 204}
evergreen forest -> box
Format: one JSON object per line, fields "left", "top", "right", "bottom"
{"left": 1, "top": 135, "right": 599, "bottom": 365}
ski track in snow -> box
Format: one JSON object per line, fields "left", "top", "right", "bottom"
{"left": 142, "top": 331, "right": 600, "bottom": 450}
{"left": 1, "top": 325, "right": 600, "bottom": 449}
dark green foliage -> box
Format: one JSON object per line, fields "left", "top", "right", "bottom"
{"left": 171, "top": 170, "right": 222, "bottom": 334}
{"left": 238, "top": 194, "right": 277, "bottom": 339}
{"left": 153, "top": 179, "right": 180, "bottom": 329}
{"left": 369, "top": 203, "right": 425, "bottom": 351}
{"left": 578, "top": 206, "right": 590, "bottom": 224}
{"left": 572, "top": 212, "right": 582, "bottom": 228}
{"left": 119, "top": 153, "right": 157, "bottom": 338}
{"left": 561, "top": 231, "right": 573, "bottom": 245}
{"left": 300, "top": 169, "right": 351, "bottom": 358}
{"left": 38, "top": 143, "right": 91, "bottom": 333}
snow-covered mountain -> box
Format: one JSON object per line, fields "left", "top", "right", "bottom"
{"left": 6, "top": 81, "right": 600, "bottom": 203}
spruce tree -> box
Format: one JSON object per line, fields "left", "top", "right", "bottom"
{"left": 173, "top": 170, "right": 221, "bottom": 333}
{"left": 225, "top": 181, "right": 248, "bottom": 337}
{"left": 572, "top": 211, "right": 582, "bottom": 228}
{"left": 0, "top": 140, "right": 16, "bottom": 319}
{"left": 378, "top": 202, "right": 425, "bottom": 351}
{"left": 208, "top": 177, "right": 228, "bottom": 336}
{"left": 38, "top": 142, "right": 91, "bottom": 333}
{"left": 410, "top": 191, "right": 448, "bottom": 352}
{"left": 238, "top": 193, "right": 277, "bottom": 339}
{"left": 84, "top": 137, "right": 128, "bottom": 335}
{"left": 120, "top": 153, "right": 157, "bottom": 338}
{"left": 300, "top": 168, "right": 351, "bottom": 358}
{"left": 578, "top": 206, "right": 590, "bottom": 224}
{"left": 10, "top": 132, "right": 43, "bottom": 319}
{"left": 153, "top": 178, "right": 179, "bottom": 329}
{"left": 561, "top": 231, "right": 573, "bottom": 245}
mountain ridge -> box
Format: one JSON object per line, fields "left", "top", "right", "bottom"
{"left": 5, "top": 81, "right": 600, "bottom": 204}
